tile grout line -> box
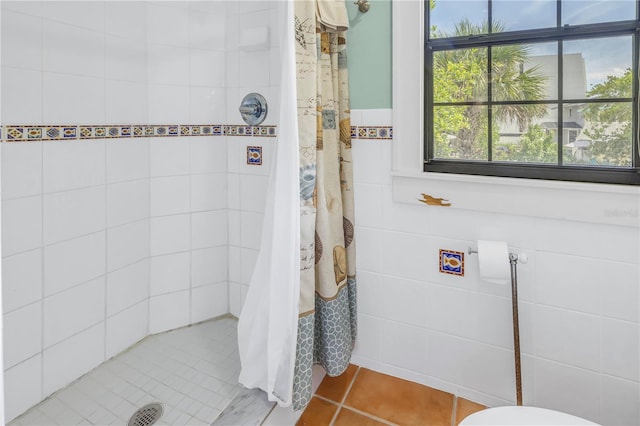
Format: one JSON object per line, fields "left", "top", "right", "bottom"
{"left": 451, "top": 395, "right": 458, "bottom": 426}
{"left": 324, "top": 366, "right": 398, "bottom": 426}
{"left": 326, "top": 366, "right": 361, "bottom": 426}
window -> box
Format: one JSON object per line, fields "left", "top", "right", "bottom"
{"left": 424, "top": 0, "right": 640, "bottom": 185}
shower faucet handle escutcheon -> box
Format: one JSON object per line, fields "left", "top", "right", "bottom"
{"left": 239, "top": 93, "right": 268, "bottom": 125}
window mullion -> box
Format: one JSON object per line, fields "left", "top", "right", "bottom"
{"left": 487, "top": 46, "right": 493, "bottom": 162}
{"left": 557, "top": 40, "right": 563, "bottom": 166}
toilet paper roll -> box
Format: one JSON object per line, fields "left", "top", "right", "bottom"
{"left": 477, "top": 240, "right": 510, "bottom": 285}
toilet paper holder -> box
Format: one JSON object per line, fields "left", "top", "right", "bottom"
{"left": 468, "top": 245, "right": 527, "bottom": 406}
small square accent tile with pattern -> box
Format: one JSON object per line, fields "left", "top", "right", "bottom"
{"left": 439, "top": 249, "right": 464, "bottom": 276}
{"left": 247, "top": 146, "right": 262, "bottom": 165}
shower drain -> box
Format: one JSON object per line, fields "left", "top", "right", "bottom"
{"left": 128, "top": 402, "right": 164, "bottom": 426}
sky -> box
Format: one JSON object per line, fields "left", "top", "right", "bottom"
{"left": 430, "top": 0, "right": 636, "bottom": 88}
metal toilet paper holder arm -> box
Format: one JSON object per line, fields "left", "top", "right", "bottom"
{"left": 468, "top": 246, "right": 526, "bottom": 406}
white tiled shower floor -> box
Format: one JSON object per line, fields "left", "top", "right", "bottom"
{"left": 9, "top": 316, "right": 244, "bottom": 426}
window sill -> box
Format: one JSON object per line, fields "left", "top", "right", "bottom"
{"left": 391, "top": 170, "right": 640, "bottom": 227}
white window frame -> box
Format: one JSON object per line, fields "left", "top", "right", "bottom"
{"left": 391, "top": 0, "right": 640, "bottom": 227}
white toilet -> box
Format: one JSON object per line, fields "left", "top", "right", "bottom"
{"left": 459, "top": 406, "right": 600, "bottom": 425}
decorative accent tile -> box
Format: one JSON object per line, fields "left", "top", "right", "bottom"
{"left": 6, "top": 127, "right": 25, "bottom": 141}
{"left": 247, "top": 146, "right": 262, "bottom": 165}
{"left": 439, "top": 249, "right": 464, "bottom": 276}
{"left": 63, "top": 127, "right": 77, "bottom": 138}
{"left": 80, "top": 127, "right": 93, "bottom": 138}
{"left": 27, "top": 127, "right": 42, "bottom": 139}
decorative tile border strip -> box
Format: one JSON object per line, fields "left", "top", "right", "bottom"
{"left": 0, "top": 124, "right": 393, "bottom": 142}
{"left": 351, "top": 125, "right": 393, "bottom": 140}
{"left": 1, "top": 124, "right": 277, "bottom": 142}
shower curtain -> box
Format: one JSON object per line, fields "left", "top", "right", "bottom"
{"left": 237, "top": 0, "right": 356, "bottom": 411}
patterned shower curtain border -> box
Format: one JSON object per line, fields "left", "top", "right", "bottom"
{"left": 0, "top": 124, "right": 392, "bottom": 142}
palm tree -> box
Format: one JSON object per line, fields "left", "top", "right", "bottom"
{"left": 432, "top": 19, "right": 548, "bottom": 159}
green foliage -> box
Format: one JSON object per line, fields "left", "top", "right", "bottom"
{"left": 581, "top": 68, "right": 633, "bottom": 166}
{"left": 494, "top": 125, "right": 557, "bottom": 163}
{"left": 432, "top": 20, "right": 549, "bottom": 160}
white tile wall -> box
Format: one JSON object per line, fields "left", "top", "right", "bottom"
{"left": 106, "top": 259, "right": 149, "bottom": 316}
{"left": 106, "top": 179, "right": 150, "bottom": 228}
{"left": 43, "top": 140, "right": 105, "bottom": 193}
{"left": 191, "top": 173, "right": 227, "bottom": 212}
{"left": 533, "top": 358, "right": 601, "bottom": 422}
{"left": 42, "top": 1, "right": 105, "bottom": 31}
{"left": 2, "top": 9, "right": 42, "bottom": 68}
{"left": 4, "top": 355, "right": 42, "bottom": 422}
{"left": 105, "top": 300, "right": 148, "bottom": 359}
{"left": 599, "top": 260, "right": 639, "bottom": 323}
{"left": 42, "top": 323, "right": 105, "bottom": 397}
{"left": 1, "top": 1, "right": 43, "bottom": 17}
{"left": 147, "top": 3, "right": 190, "bottom": 47}
{"left": 150, "top": 252, "right": 190, "bottom": 296}
{"left": 42, "top": 21, "right": 105, "bottom": 78}
{"left": 191, "top": 282, "right": 228, "bottom": 324}
{"left": 380, "top": 320, "right": 430, "bottom": 375}
{"left": 1, "top": 142, "right": 43, "bottom": 199}
{"left": 150, "top": 176, "right": 190, "bottom": 217}
{"left": 1, "top": 68, "right": 43, "bottom": 125}
{"left": 107, "top": 220, "right": 149, "bottom": 272}
{"left": 105, "top": 36, "right": 147, "bottom": 83}
{"left": 106, "top": 140, "right": 150, "bottom": 184}
{"left": 190, "top": 86, "right": 227, "bottom": 123}
{"left": 150, "top": 215, "right": 190, "bottom": 256}
{"left": 191, "top": 246, "right": 227, "bottom": 288}
{"left": 150, "top": 138, "right": 191, "bottom": 177}
{"left": 148, "top": 85, "right": 191, "bottom": 124}
{"left": 105, "top": 1, "right": 147, "bottom": 41}
{"left": 43, "top": 231, "right": 105, "bottom": 297}
{"left": 149, "top": 291, "right": 190, "bottom": 334}
{"left": 105, "top": 80, "right": 148, "bottom": 124}
{"left": 43, "top": 73, "right": 106, "bottom": 124}
{"left": 601, "top": 319, "right": 640, "bottom": 381}
{"left": 2, "top": 249, "right": 42, "bottom": 313}
{"left": 43, "top": 186, "right": 106, "bottom": 245}
{"left": 3, "top": 302, "right": 42, "bottom": 369}
{"left": 148, "top": 45, "right": 190, "bottom": 86}
{"left": 191, "top": 210, "right": 227, "bottom": 249}
{"left": 43, "top": 277, "right": 105, "bottom": 347}
{"left": 2, "top": 196, "right": 42, "bottom": 257}
{"left": 601, "top": 375, "right": 640, "bottom": 426}
{"left": 191, "top": 138, "right": 227, "bottom": 174}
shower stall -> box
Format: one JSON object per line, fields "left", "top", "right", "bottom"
{"left": 1, "top": 1, "right": 282, "bottom": 422}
